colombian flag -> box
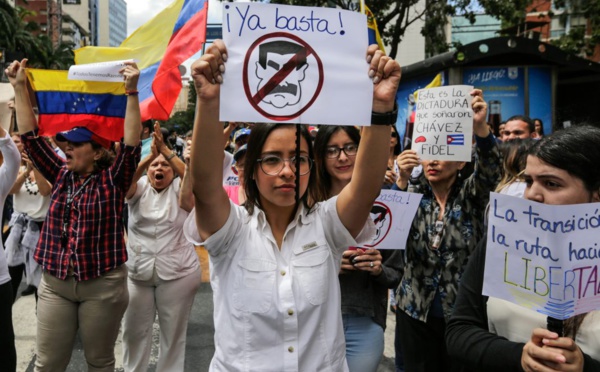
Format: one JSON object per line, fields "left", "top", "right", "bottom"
{"left": 25, "top": 68, "right": 126, "bottom": 141}
{"left": 74, "top": 0, "right": 208, "bottom": 121}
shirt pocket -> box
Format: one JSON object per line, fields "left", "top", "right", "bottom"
{"left": 232, "top": 258, "right": 277, "bottom": 314}
{"left": 292, "top": 246, "right": 331, "bottom": 306}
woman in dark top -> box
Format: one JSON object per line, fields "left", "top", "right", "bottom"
{"left": 446, "top": 125, "right": 600, "bottom": 372}
{"left": 392, "top": 90, "right": 501, "bottom": 372}
{"left": 312, "top": 125, "right": 403, "bottom": 372}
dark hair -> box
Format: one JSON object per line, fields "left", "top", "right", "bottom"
{"left": 506, "top": 115, "right": 535, "bottom": 134}
{"left": 391, "top": 125, "right": 402, "bottom": 155}
{"left": 91, "top": 141, "right": 115, "bottom": 171}
{"left": 258, "top": 41, "right": 307, "bottom": 69}
{"left": 311, "top": 126, "right": 360, "bottom": 202}
{"left": 141, "top": 120, "right": 153, "bottom": 132}
{"left": 243, "top": 124, "right": 316, "bottom": 215}
{"left": 496, "top": 138, "right": 535, "bottom": 191}
{"left": 533, "top": 118, "right": 544, "bottom": 136}
{"left": 528, "top": 125, "right": 600, "bottom": 193}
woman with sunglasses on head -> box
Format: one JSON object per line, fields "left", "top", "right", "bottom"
{"left": 312, "top": 125, "right": 403, "bottom": 372}
{"left": 446, "top": 125, "right": 600, "bottom": 372}
{"left": 391, "top": 89, "right": 501, "bottom": 372}
{"left": 6, "top": 58, "right": 141, "bottom": 371}
{"left": 184, "top": 40, "right": 400, "bottom": 371}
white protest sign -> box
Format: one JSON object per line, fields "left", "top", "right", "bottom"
{"left": 484, "top": 192, "right": 600, "bottom": 320}
{"left": 220, "top": 3, "right": 372, "bottom": 125}
{"left": 68, "top": 59, "right": 136, "bottom": 82}
{"left": 412, "top": 85, "right": 474, "bottom": 162}
{"left": 361, "top": 190, "right": 422, "bottom": 250}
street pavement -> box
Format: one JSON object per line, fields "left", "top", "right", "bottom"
{"left": 13, "top": 277, "right": 397, "bottom": 371}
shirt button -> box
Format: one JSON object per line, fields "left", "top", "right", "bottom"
{"left": 280, "top": 270, "right": 286, "bottom": 276}
{"left": 287, "top": 309, "right": 294, "bottom": 316}
{"left": 288, "top": 346, "right": 294, "bottom": 353}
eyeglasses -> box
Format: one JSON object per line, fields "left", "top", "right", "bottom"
{"left": 391, "top": 132, "right": 398, "bottom": 138}
{"left": 325, "top": 143, "right": 358, "bottom": 159}
{"left": 256, "top": 155, "right": 313, "bottom": 176}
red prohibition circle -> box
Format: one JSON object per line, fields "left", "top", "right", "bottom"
{"left": 242, "top": 32, "right": 324, "bottom": 121}
{"left": 364, "top": 201, "right": 393, "bottom": 248}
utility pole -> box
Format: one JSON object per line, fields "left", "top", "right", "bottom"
{"left": 47, "top": 0, "right": 62, "bottom": 47}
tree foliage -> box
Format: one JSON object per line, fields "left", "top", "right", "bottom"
{"left": 550, "top": 0, "right": 600, "bottom": 57}
{"left": 224, "top": 0, "right": 478, "bottom": 59}
{"left": 0, "top": 0, "right": 75, "bottom": 69}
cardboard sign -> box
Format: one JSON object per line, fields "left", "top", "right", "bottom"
{"left": 484, "top": 193, "right": 600, "bottom": 320}
{"left": 219, "top": 2, "right": 372, "bottom": 125}
{"left": 412, "top": 85, "right": 474, "bottom": 161}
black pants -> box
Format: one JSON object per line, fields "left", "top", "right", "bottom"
{"left": 8, "top": 264, "right": 24, "bottom": 303}
{"left": 396, "top": 310, "right": 461, "bottom": 372}
{"left": 0, "top": 281, "right": 17, "bottom": 372}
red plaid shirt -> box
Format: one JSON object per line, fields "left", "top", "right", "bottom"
{"left": 23, "top": 132, "right": 140, "bottom": 281}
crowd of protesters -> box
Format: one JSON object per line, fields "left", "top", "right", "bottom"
{"left": 1, "top": 37, "right": 599, "bottom": 372}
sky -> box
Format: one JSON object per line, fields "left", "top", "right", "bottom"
{"left": 126, "top": 0, "right": 224, "bottom": 36}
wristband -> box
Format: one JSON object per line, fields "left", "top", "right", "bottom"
{"left": 125, "top": 90, "right": 139, "bottom": 96}
{"left": 165, "top": 152, "right": 176, "bottom": 161}
{"left": 371, "top": 104, "right": 398, "bottom": 126}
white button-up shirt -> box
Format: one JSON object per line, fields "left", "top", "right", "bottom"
{"left": 127, "top": 177, "right": 199, "bottom": 281}
{"left": 184, "top": 196, "right": 374, "bottom": 371}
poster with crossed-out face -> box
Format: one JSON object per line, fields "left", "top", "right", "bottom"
{"left": 219, "top": 2, "right": 372, "bottom": 126}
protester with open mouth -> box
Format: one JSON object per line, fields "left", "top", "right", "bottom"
{"left": 122, "top": 122, "right": 199, "bottom": 371}
{"left": 6, "top": 58, "right": 141, "bottom": 371}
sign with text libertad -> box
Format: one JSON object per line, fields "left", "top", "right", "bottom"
{"left": 483, "top": 193, "right": 600, "bottom": 320}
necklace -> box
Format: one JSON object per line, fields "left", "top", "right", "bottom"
{"left": 24, "top": 178, "right": 39, "bottom": 196}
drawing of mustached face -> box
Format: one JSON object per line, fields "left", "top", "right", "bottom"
{"left": 255, "top": 41, "right": 309, "bottom": 109}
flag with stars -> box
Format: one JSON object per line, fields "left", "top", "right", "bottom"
{"left": 25, "top": 68, "right": 126, "bottom": 141}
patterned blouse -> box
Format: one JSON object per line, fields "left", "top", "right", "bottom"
{"left": 397, "top": 133, "right": 501, "bottom": 322}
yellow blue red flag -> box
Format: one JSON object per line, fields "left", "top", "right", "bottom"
{"left": 26, "top": 68, "right": 126, "bottom": 141}
{"left": 363, "top": 4, "right": 385, "bottom": 53}
{"left": 74, "top": 0, "right": 208, "bottom": 121}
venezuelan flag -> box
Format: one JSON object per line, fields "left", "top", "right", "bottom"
{"left": 364, "top": 5, "right": 385, "bottom": 53}
{"left": 74, "top": 0, "right": 208, "bottom": 121}
{"left": 26, "top": 68, "right": 126, "bottom": 141}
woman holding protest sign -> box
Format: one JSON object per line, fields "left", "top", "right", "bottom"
{"left": 6, "top": 58, "right": 141, "bottom": 371}
{"left": 312, "top": 125, "right": 403, "bottom": 372}
{"left": 446, "top": 125, "right": 600, "bottom": 372}
{"left": 391, "top": 88, "right": 501, "bottom": 372}
{"left": 184, "top": 39, "right": 400, "bottom": 371}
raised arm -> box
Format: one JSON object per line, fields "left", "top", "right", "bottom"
{"left": 178, "top": 140, "right": 194, "bottom": 212}
{"left": 189, "top": 40, "right": 230, "bottom": 240}
{"left": 120, "top": 62, "right": 142, "bottom": 147}
{"left": 337, "top": 45, "right": 401, "bottom": 238}
{"left": 5, "top": 59, "right": 37, "bottom": 134}
{"left": 153, "top": 122, "right": 185, "bottom": 178}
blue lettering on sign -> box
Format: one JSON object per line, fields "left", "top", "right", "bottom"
{"left": 224, "top": 4, "right": 346, "bottom": 37}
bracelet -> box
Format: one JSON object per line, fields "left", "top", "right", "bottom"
{"left": 125, "top": 90, "right": 139, "bottom": 96}
{"left": 165, "top": 152, "right": 176, "bottom": 161}
{"left": 371, "top": 104, "right": 398, "bottom": 126}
